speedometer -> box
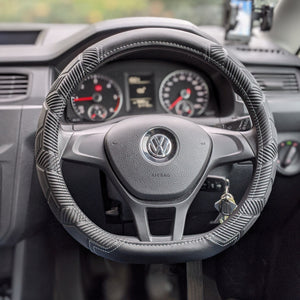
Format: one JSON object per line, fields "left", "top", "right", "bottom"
{"left": 159, "top": 70, "right": 209, "bottom": 117}
{"left": 71, "top": 74, "right": 122, "bottom": 122}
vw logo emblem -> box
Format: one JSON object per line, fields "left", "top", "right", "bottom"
{"left": 147, "top": 134, "right": 172, "bottom": 159}
{"left": 141, "top": 128, "right": 177, "bottom": 163}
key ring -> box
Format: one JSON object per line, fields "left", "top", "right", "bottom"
{"left": 225, "top": 179, "right": 230, "bottom": 194}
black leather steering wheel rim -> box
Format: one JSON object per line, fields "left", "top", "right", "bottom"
{"left": 35, "top": 28, "right": 277, "bottom": 263}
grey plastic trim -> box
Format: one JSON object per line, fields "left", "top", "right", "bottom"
{"left": 0, "top": 18, "right": 216, "bottom": 63}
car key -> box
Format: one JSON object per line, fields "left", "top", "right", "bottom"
{"left": 211, "top": 179, "right": 237, "bottom": 224}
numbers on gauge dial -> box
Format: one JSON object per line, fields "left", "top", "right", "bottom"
{"left": 71, "top": 74, "right": 123, "bottom": 122}
{"left": 159, "top": 70, "right": 209, "bottom": 117}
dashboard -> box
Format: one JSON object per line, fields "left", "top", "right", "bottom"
{"left": 65, "top": 60, "right": 223, "bottom": 123}
{"left": 0, "top": 16, "right": 299, "bottom": 300}
{"left": 0, "top": 18, "right": 300, "bottom": 248}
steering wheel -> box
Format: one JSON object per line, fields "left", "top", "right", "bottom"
{"left": 35, "top": 28, "right": 277, "bottom": 263}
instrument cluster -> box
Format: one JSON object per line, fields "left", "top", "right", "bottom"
{"left": 66, "top": 60, "right": 218, "bottom": 123}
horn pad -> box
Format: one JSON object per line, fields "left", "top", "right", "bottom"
{"left": 104, "top": 115, "right": 212, "bottom": 200}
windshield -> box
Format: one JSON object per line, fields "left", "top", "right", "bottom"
{"left": 2, "top": 0, "right": 226, "bottom": 25}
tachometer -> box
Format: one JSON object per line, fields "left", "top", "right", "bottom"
{"left": 159, "top": 70, "right": 209, "bottom": 117}
{"left": 71, "top": 74, "right": 122, "bottom": 122}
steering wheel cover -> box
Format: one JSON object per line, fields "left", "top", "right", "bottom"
{"left": 35, "top": 28, "right": 277, "bottom": 263}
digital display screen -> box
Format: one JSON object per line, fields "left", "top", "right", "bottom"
{"left": 226, "top": 0, "right": 253, "bottom": 41}
{"left": 128, "top": 75, "right": 155, "bottom": 113}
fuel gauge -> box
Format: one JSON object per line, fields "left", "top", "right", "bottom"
{"left": 175, "top": 100, "right": 194, "bottom": 117}
{"left": 87, "top": 104, "right": 108, "bottom": 121}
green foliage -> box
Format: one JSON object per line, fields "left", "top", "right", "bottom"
{"left": 0, "top": 0, "right": 225, "bottom": 25}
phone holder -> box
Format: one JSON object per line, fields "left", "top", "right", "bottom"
{"left": 253, "top": 5, "right": 274, "bottom": 31}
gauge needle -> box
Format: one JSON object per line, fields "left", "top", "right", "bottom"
{"left": 74, "top": 96, "right": 93, "bottom": 102}
{"left": 114, "top": 98, "right": 120, "bottom": 112}
{"left": 168, "top": 88, "right": 191, "bottom": 110}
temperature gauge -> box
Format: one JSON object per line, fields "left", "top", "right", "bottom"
{"left": 87, "top": 104, "right": 108, "bottom": 121}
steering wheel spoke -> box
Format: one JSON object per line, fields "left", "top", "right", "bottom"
{"left": 202, "top": 126, "right": 256, "bottom": 169}
{"left": 60, "top": 124, "right": 113, "bottom": 167}
{"left": 172, "top": 203, "right": 190, "bottom": 241}
{"left": 130, "top": 204, "right": 151, "bottom": 242}
{"left": 127, "top": 198, "right": 191, "bottom": 242}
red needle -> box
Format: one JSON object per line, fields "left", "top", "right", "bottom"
{"left": 168, "top": 88, "right": 191, "bottom": 110}
{"left": 114, "top": 98, "right": 120, "bottom": 112}
{"left": 169, "top": 95, "right": 182, "bottom": 110}
{"left": 74, "top": 96, "right": 93, "bottom": 102}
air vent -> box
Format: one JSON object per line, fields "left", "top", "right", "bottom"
{"left": 0, "top": 73, "right": 29, "bottom": 99}
{"left": 252, "top": 73, "right": 299, "bottom": 93}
